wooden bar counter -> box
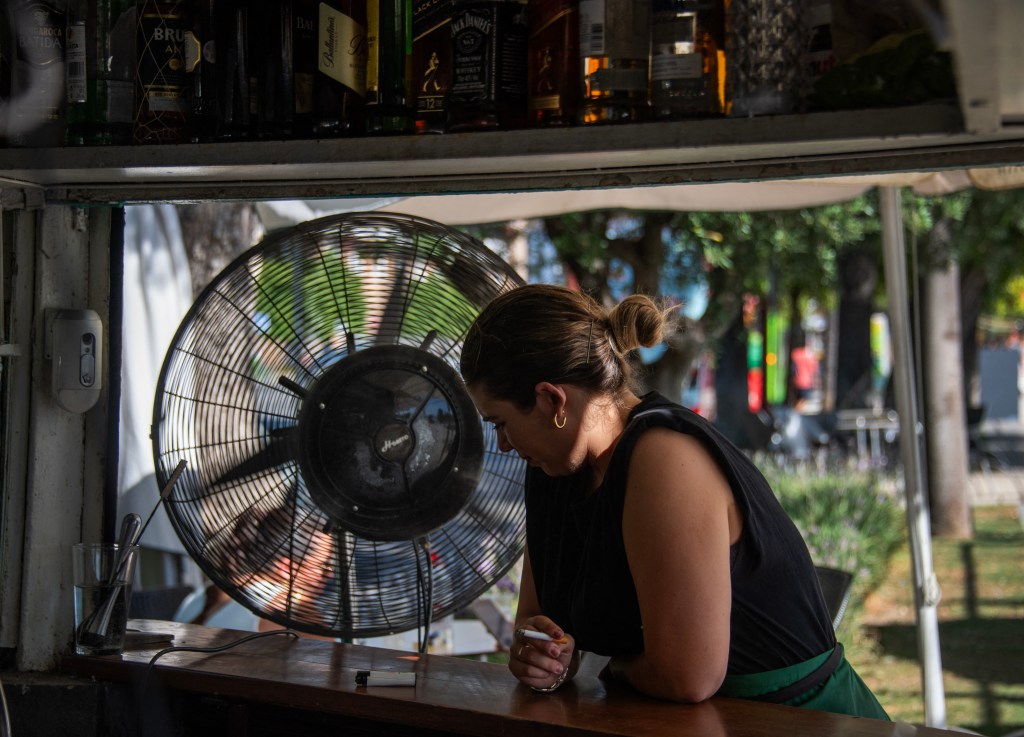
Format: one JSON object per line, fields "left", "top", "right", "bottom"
{"left": 61, "top": 620, "right": 950, "bottom": 737}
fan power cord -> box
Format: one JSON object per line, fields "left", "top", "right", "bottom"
{"left": 137, "top": 629, "right": 298, "bottom": 735}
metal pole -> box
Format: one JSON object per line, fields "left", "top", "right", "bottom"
{"left": 879, "top": 187, "right": 947, "bottom": 728}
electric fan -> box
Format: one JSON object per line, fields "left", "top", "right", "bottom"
{"left": 151, "top": 212, "right": 527, "bottom": 640}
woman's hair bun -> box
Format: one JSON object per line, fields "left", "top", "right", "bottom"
{"left": 607, "top": 294, "right": 667, "bottom": 353}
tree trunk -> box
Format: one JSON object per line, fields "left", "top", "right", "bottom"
{"left": 923, "top": 257, "right": 973, "bottom": 539}
{"left": 836, "top": 246, "right": 878, "bottom": 408}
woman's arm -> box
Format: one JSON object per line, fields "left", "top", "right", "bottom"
{"left": 509, "top": 546, "right": 578, "bottom": 689}
{"left": 608, "top": 428, "right": 742, "bottom": 702}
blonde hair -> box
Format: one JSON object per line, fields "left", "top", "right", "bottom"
{"left": 461, "top": 284, "right": 670, "bottom": 408}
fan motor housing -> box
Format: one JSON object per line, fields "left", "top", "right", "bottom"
{"left": 297, "top": 345, "right": 484, "bottom": 541}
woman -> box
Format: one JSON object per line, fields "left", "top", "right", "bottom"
{"left": 459, "top": 284, "right": 887, "bottom": 719}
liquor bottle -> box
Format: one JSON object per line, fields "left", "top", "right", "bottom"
{"left": 650, "top": 0, "right": 723, "bottom": 119}
{"left": 1, "top": 8, "right": 10, "bottom": 145}
{"left": 312, "top": 0, "right": 367, "bottom": 137}
{"left": 447, "top": 0, "right": 528, "bottom": 132}
{"left": 527, "top": 0, "right": 579, "bottom": 127}
{"left": 578, "top": 0, "right": 651, "bottom": 124}
{"left": 66, "top": 0, "right": 137, "bottom": 145}
{"left": 411, "top": 0, "right": 450, "bottom": 134}
{"left": 134, "top": 0, "right": 188, "bottom": 144}
{"left": 213, "top": 0, "right": 251, "bottom": 140}
{"left": 292, "top": 0, "right": 316, "bottom": 137}
{"left": 365, "top": 0, "right": 414, "bottom": 134}
{"left": 9, "top": 0, "right": 68, "bottom": 147}
{"left": 253, "top": 0, "right": 296, "bottom": 139}
{"left": 183, "top": 0, "right": 216, "bottom": 142}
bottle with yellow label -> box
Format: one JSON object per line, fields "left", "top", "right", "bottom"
{"left": 313, "top": 0, "right": 367, "bottom": 136}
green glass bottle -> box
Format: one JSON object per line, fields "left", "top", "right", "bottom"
{"left": 365, "top": 0, "right": 413, "bottom": 134}
{"left": 67, "top": 0, "right": 136, "bottom": 145}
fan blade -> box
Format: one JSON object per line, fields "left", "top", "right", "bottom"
{"left": 213, "top": 427, "right": 298, "bottom": 486}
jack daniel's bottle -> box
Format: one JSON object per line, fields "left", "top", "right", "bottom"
{"left": 134, "top": 0, "right": 188, "bottom": 143}
{"left": 578, "top": 0, "right": 650, "bottom": 124}
{"left": 313, "top": 0, "right": 367, "bottom": 136}
{"left": 527, "top": 0, "right": 579, "bottom": 127}
{"left": 447, "top": 0, "right": 527, "bottom": 131}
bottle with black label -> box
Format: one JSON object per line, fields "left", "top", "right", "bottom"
{"left": 650, "top": 0, "right": 723, "bottom": 119}
{"left": 66, "top": 0, "right": 136, "bottom": 145}
{"left": 365, "top": 0, "right": 413, "bottom": 134}
{"left": 578, "top": 0, "right": 650, "bottom": 124}
{"left": 447, "top": 0, "right": 527, "bottom": 132}
{"left": 134, "top": 0, "right": 188, "bottom": 143}
{"left": 312, "top": 0, "right": 367, "bottom": 136}
{"left": 10, "top": 0, "right": 68, "bottom": 147}
{"left": 527, "top": 0, "right": 579, "bottom": 127}
{"left": 411, "top": 0, "right": 450, "bottom": 133}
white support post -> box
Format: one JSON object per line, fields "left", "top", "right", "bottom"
{"left": 879, "top": 187, "right": 947, "bottom": 728}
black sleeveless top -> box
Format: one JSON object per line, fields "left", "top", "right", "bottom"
{"left": 525, "top": 392, "right": 835, "bottom": 675}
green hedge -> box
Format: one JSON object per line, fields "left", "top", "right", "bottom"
{"left": 761, "top": 468, "right": 907, "bottom": 599}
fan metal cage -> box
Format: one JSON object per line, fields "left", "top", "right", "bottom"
{"left": 152, "top": 212, "right": 526, "bottom": 639}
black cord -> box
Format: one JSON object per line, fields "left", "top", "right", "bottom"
{"left": 137, "top": 629, "right": 298, "bottom": 736}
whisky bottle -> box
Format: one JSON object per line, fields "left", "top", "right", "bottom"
{"left": 527, "top": 0, "right": 579, "bottom": 127}
{"left": 411, "top": 0, "right": 450, "bottom": 133}
{"left": 67, "top": 0, "right": 137, "bottom": 145}
{"left": 365, "top": 0, "right": 413, "bottom": 134}
{"left": 292, "top": 0, "right": 317, "bottom": 137}
{"left": 9, "top": 0, "right": 69, "bottom": 147}
{"left": 650, "top": 0, "right": 723, "bottom": 119}
{"left": 253, "top": 0, "right": 296, "bottom": 139}
{"left": 213, "top": 0, "right": 251, "bottom": 140}
{"left": 578, "top": 0, "right": 651, "bottom": 124}
{"left": 313, "top": 0, "right": 367, "bottom": 136}
{"left": 134, "top": 0, "right": 188, "bottom": 144}
{"left": 447, "top": 0, "right": 528, "bottom": 132}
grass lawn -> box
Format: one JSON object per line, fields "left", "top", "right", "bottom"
{"left": 850, "top": 505, "right": 1024, "bottom": 736}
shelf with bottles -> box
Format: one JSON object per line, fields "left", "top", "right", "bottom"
{"left": 2, "top": 100, "right": 1023, "bottom": 206}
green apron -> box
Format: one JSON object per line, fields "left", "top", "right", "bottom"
{"left": 717, "top": 644, "right": 890, "bottom": 720}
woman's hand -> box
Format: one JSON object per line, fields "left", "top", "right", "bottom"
{"left": 509, "top": 616, "right": 576, "bottom": 691}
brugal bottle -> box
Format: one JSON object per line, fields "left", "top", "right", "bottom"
{"left": 312, "top": 0, "right": 367, "bottom": 136}
{"left": 365, "top": 0, "right": 414, "bottom": 134}
{"left": 66, "top": 0, "right": 136, "bottom": 144}
{"left": 411, "top": 0, "right": 451, "bottom": 133}
{"left": 447, "top": 0, "right": 527, "bottom": 132}
{"left": 527, "top": 0, "right": 579, "bottom": 127}
{"left": 134, "top": 0, "right": 188, "bottom": 144}
{"left": 578, "top": 0, "right": 650, "bottom": 124}
{"left": 650, "top": 0, "right": 724, "bottom": 119}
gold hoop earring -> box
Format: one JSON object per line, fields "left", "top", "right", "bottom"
{"left": 554, "top": 413, "right": 566, "bottom": 429}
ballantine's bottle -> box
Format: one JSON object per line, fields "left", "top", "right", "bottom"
{"left": 411, "top": 0, "right": 450, "bottom": 133}
{"left": 10, "top": 0, "right": 69, "bottom": 147}
{"left": 650, "top": 0, "right": 723, "bottom": 119}
{"left": 312, "top": 0, "right": 367, "bottom": 136}
{"left": 134, "top": 0, "right": 188, "bottom": 143}
{"left": 447, "top": 0, "right": 528, "bottom": 132}
{"left": 578, "top": 0, "right": 650, "bottom": 124}
{"left": 527, "top": 0, "right": 579, "bottom": 127}
{"left": 66, "top": 0, "right": 136, "bottom": 144}
{"left": 365, "top": 0, "right": 414, "bottom": 134}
